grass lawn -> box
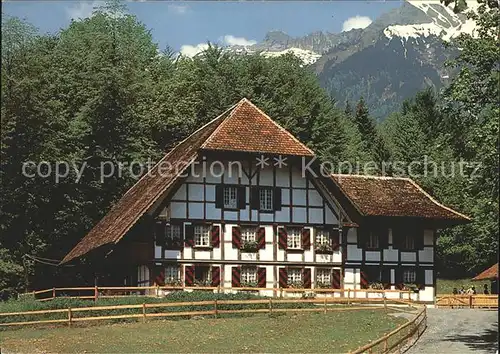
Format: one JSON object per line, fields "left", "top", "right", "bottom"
{"left": 0, "top": 311, "right": 405, "bottom": 353}
{"left": 436, "top": 278, "right": 475, "bottom": 295}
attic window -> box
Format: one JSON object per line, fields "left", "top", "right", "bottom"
{"left": 223, "top": 187, "right": 238, "bottom": 209}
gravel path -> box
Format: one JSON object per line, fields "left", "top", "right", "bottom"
{"left": 407, "top": 308, "right": 498, "bottom": 353}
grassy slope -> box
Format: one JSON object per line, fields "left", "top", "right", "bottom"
{"left": 0, "top": 311, "right": 405, "bottom": 353}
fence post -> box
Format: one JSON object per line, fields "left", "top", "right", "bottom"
{"left": 214, "top": 299, "right": 218, "bottom": 318}
{"left": 142, "top": 303, "right": 146, "bottom": 323}
{"left": 68, "top": 307, "right": 72, "bottom": 328}
{"left": 324, "top": 297, "right": 327, "bottom": 314}
{"left": 347, "top": 289, "right": 350, "bottom": 305}
{"left": 52, "top": 287, "right": 56, "bottom": 299}
{"left": 94, "top": 286, "right": 98, "bottom": 302}
{"left": 383, "top": 337, "right": 388, "bottom": 352}
{"left": 269, "top": 298, "right": 273, "bottom": 314}
{"left": 384, "top": 296, "right": 387, "bottom": 311}
{"left": 469, "top": 295, "right": 473, "bottom": 308}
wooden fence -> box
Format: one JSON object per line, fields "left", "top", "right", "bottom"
{"left": 349, "top": 304, "right": 427, "bottom": 354}
{"left": 19, "top": 286, "right": 416, "bottom": 302}
{"left": 435, "top": 294, "right": 498, "bottom": 309}
{"left": 0, "top": 297, "right": 413, "bottom": 328}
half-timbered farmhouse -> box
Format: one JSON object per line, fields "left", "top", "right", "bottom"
{"left": 61, "top": 98, "right": 470, "bottom": 302}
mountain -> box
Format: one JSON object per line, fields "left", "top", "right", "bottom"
{"left": 230, "top": 0, "right": 478, "bottom": 119}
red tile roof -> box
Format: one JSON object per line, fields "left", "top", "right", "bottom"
{"left": 473, "top": 263, "right": 498, "bottom": 281}
{"left": 202, "top": 99, "right": 314, "bottom": 156}
{"left": 330, "top": 174, "right": 471, "bottom": 222}
{"left": 61, "top": 99, "right": 313, "bottom": 263}
{"left": 61, "top": 108, "right": 231, "bottom": 264}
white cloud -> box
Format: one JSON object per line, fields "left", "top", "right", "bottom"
{"left": 168, "top": 4, "right": 189, "bottom": 15}
{"left": 222, "top": 35, "right": 256, "bottom": 47}
{"left": 342, "top": 15, "right": 372, "bottom": 32}
{"left": 66, "top": 1, "right": 98, "bottom": 20}
{"left": 180, "top": 43, "right": 210, "bottom": 57}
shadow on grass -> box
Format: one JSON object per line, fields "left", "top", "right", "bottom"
{"left": 443, "top": 320, "right": 498, "bottom": 352}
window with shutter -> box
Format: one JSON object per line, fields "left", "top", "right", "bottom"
{"left": 316, "top": 268, "right": 332, "bottom": 288}
{"left": 166, "top": 224, "right": 182, "bottom": 249}
{"left": 287, "top": 227, "right": 302, "bottom": 249}
{"left": 165, "top": 265, "right": 180, "bottom": 285}
{"left": 241, "top": 266, "right": 258, "bottom": 287}
{"left": 194, "top": 225, "right": 211, "bottom": 247}
{"left": 366, "top": 230, "right": 380, "bottom": 250}
{"left": 287, "top": 268, "right": 302, "bottom": 287}
{"left": 259, "top": 188, "right": 273, "bottom": 211}
{"left": 223, "top": 186, "right": 238, "bottom": 209}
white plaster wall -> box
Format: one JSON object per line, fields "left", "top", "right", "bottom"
{"left": 164, "top": 160, "right": 339, "bottom": 225}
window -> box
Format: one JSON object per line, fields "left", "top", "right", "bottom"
{"left": 165, "top": 265, "right": 180, "bottom": 283}
{"left": 194, "top": 266, "right": 210, "bottom": 284}
{"left": 287, "top": 228, "right": 302, "bottom": 249}
{"left": 288, "top": 268, "right": 302, "bottom": 284}
{"left": 259, "top": 188, "right": 273, "bottom": 211}
{"left": 316, "top": 229, "right": 330, "bottom": 245}
{"left": 367, "top": 231, "right": 380, "bottom": 249}
{"left": 316, "top": 268, "right": 331, "bottom": 285}
{"left": 194, "top": 225, "right": 211, "bottom": 247}
{"left": 403, "top": 269, "right": 416, "bottom": 283}
{"left": 403, "top": 234, "right": 415, "bottom": 250}
{"left": 166, "top": 224, "right": 182, "bottom": 248}
{"left": 241, "top": 267, "right": 257, "bottom": 284}
{"left": 241, "top": 227, "right": 256, "bottom": 243}
{"left": 223, "top": 186, "right": 238, "bottom": 209}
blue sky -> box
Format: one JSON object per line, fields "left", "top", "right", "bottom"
{"left": 3, "top": 1, "right": 402, "bottom": 54}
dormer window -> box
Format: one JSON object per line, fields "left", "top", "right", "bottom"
{"left": 259, "top": 188, "right": 273, "bottom": 211}
{"left": 215, "top": 185, "right": 246, "bottom": 210}
{"left": 367, "top": 231, "right": 380, "bottom": 250}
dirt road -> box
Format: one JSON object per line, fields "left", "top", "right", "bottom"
{"left": 408, "top": 308, "right": 498, "bottom": 353}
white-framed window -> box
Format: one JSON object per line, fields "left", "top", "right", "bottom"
{"left": 316, "top": 268, "right": 331, "bottom": 284}
{"left": 137, "top": 265, "right": 149, "bottom": 287}
{"left": 287, "top": 228, "right": 302, "bottom": 249}
{"left": 241, "top": 227, "right": 257, "bottom": 243}
{"left": 288, "top": 268, "right": 302, "bottom": 284}
{"left": 403, "top": 269, "right": 416, "bottom": 283}
{"left": 259, "top": 188, "right": 273, "bottom": 211}
{"left": 223, "top": 186, "right": 238, "bottom": 209}
{"left": 194, "top": 225, "right": 211, "bottom": 247}
{"left": 403, "top": 234, "right": 415, "bottom": 250}
{"left": 165, "top": 265, "right": 180, "bottom": 283}
{"left": 367, "top": 231, "right": 380, "bottom": 249}
{"left": 241, "top": 267, "right": 257, "bottom": 284}
{"left": 316, "top": 229, "right": 330, "bottom": 245}
{"left": 166, "top": 224, "right": 182, "bottom": 247}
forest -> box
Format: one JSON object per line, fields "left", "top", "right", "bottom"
{"left": 0, "top": 0, "right": 498, "bottom": 298}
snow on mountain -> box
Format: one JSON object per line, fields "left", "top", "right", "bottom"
{"left": 260, "top": 48, "right": 322, "bottom": 65}
{"left": 384, "top": 0, "right": 479, "bottom": 41}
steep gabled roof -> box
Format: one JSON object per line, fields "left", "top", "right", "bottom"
{"left": 330, "top": 174, "right": 471, "bottom": 223}
{"left": 61, "top": 107, "right": 231, "bottom": 264}
{"left": 202, "top": 99, "right": 314, "bottom": 156}
{"left": 472, "top": 263, "right": 498, "bottom": 281}
{"left": 61, "top": 99, "right": 313, "bottom": 264}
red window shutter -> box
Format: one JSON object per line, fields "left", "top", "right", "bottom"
{"left": 395, "top": 268, "right": 404, "bottom": 290}
{"left": 360, "top": 270, "right": 369, "bottom": 289}
{"left": 184, "top": 265, "right": 194, "bottom": 286}
{"left": 257, "top": 227, "right": 266, "bottom": 249}
{"left": 303, "top": 268, "right": 312, "bottom": 288}
{"left": 331, "top": 228, "right": 340, "bottom": 251}
{"left": 278, "top": 227, "right": 288, "bottom": 250}
{"left": 382, "top": 268, "right": 391, "bottom": 289}
{"left": 257, "top": 267, "right": 266, "bottom": 288}
{"left": 301, "top": 228, "right": 311, "bottom": 249}
{"left": 184, "top": 225, "right": 194, "bottom": 247}
{"left": 211, "top": 225, "right": 220, "bottom": 248}
{"left": 231, "top": 266, "right": 241, "bottom": 287}
{"left": 332, "top": 269, "right": 341, "bottom": 289}
{"left": 232, "top": 226, "right": 242, "bottom": 249}
{"left": 278, "top": 267, "right": 288, "bottom": 288}
{"left": 211, "top": 266, "right": 221, "bottom": 287}
{"left": 153, "top": 265, "right": 165, "bottom": 286}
